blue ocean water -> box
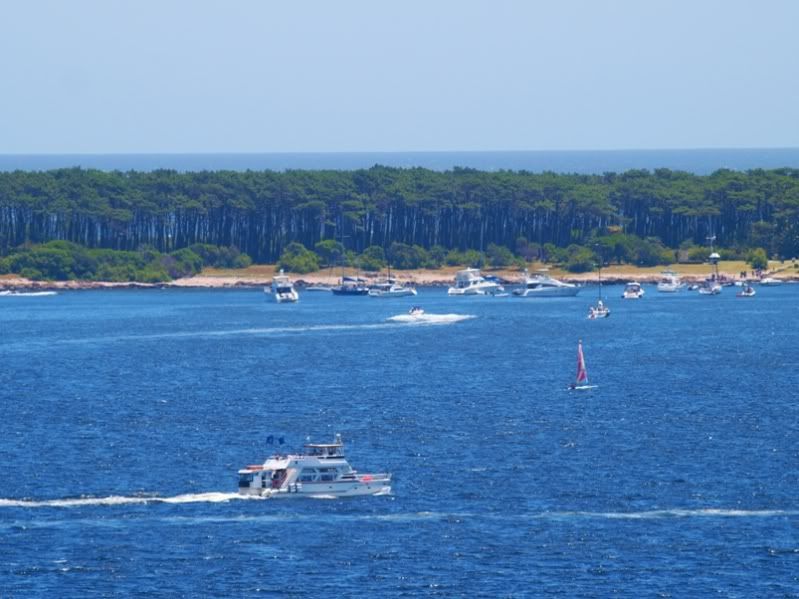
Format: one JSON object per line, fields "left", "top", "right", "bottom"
{"left": 0, "top": 148, "right": 798, "bottom": 174}
{"left": 1, "top": 286, "right": 798, "bottom": 596}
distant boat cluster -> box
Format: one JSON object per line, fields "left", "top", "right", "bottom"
{"left": 262, "top": 265, "right": 783, "bottom": 307}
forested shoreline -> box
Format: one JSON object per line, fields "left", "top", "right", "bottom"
{"left": 1, "top": 166, "right": 798, "bottom": 277}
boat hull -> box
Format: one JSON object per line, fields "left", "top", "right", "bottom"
{"left": 239, "top": 480, "right": 392, "bottom": 499}
{"left": 447, "top": 285, "right": 504, "bottom": 295}
{"left": 513, "top": 287, "right": 580, "bottom": 298}
{"left": 368, "top": 288, "right": 417, "bottom": 298}
{"left": 274, "top": 292, "right": 299, "bottom": 303}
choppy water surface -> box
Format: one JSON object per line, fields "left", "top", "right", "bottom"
{"left": 1, "top": 287, "right": 798, "bottom": 596}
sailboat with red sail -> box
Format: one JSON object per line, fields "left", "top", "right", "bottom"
{"left": 570, "top": 340, "right": 597, "bottom": 390}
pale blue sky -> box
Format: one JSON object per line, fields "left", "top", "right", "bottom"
{"left": 1, "top": 0, "right": 797, "bottom": 153}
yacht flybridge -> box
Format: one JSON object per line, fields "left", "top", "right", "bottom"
{"left": 512, "top": 269, "right": 580, "bottom": 297}
{"left": 237, "top": 434, "right": 391, "bottom": 498}
{"left": 447, "top": 268, "right": 504, "bottom": 296}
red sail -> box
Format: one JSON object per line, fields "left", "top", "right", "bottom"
{"left": 576, "top": 341, "right": 588, "bottom": 383}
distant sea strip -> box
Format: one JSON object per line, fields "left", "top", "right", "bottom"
{"left": 1, "top": 148, "right": 798, "bottom": 175}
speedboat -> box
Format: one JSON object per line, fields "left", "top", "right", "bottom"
{"left": 656, "top": 270, "right": 684, "bottom": 292}
{"left": 332, "top": 276, "right": 369, "bottom": 296}
{"left": 408, "top": 306, "right": 425, "bottom": 316}
{"left": 238, "top": 434, "right": 391, "bottom": 498}
{"left": 512, "top": 269, "right": 579, "bottom": 297}
{"left": 447, "top": 268, "right": 504, "bottom": 296}
{"left": 737, "top": 283, "right": 756, "bottom": 297}
{"left": 267, "top": 269, "right": 299, "bottom": 303}
{"left": 759, "top": 277, "right": 782, "bottom": 286}
{"left": 622, "top": 282, "right": 645, "bottom": 299}
{"left": 368, "top": 280, "right": 417, "bottom": 298}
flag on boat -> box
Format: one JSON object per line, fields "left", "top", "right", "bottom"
{"left": 576, "top": 340, "right": 588, "bottom": 384}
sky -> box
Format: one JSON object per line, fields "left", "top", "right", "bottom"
{"left": 0, "top": 0, "right": 797, "bottom": 153}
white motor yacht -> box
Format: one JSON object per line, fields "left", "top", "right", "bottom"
{"left": 238, "top": 434, "right": 391, "bottom": 498}
{"left": 447, "top": 268, "right": 504, "bottom": 296}
{"left": 368, "top": 280, "right": 417, "bottom": 298}
{"left": 268, "top": 269, "right": 299, "bottom": 303}
{"left": 656, "top": 270, "right": 684, "bottom": 292}
{"left": 512, "top": 269, "right": 580, "bottom": 297}
{"left": 622, "top": 282, "right": 645, "bottom": 299}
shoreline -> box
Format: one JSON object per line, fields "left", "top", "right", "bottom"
{"left": 1, "top": 261, "right": 796, "bottom": 291}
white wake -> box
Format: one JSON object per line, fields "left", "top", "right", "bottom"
{"left": 386, "top": 313, "right": 475, "bottom": 325}
{"left": 0, "top": 492, "right": 255, "bottom": 508}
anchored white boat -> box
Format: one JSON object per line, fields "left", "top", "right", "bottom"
{"left": 657, "top": 270, "right": 684, "bottom": 292}
{"left": 587, "top": 262, "right": 609, "bottom": 318}
{"left": 368, "top": 280, "right": 417, "bottom": 298}
{"left": 267, "top": 269, "right": 299, "bottom": 303}
{"left": 622, "top": 282, "right": 645, "bottom": 299}
{"left": 238, "top": 434, "right": 391, "bottom": 498}
{"left": 447, "top": 268, "right": 504, "bottom": 296}
{"left": 697, "top": 279, "right": 722, "bottom": 295}
{"left": 737, "top": 283, "right": 756, "bottom": 297}
{"left": 759, "top": 277, "right": 782, "bottom": 286}
{"left": 0, "top": 290, "right": 58, "bottom": 297}
{"left": 513, "top": 269, "right": 580, "bottom": 298}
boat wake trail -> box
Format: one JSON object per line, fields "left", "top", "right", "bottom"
{"left": 8, "top": 323, "right": 418, "bottom": 350}
{"left": 4, "top": 319, "right": 478, "bottom": 352}
{"left": 0, "top": 492, "right": 256, "bottom": 509}
{"left": 552, "top": 508, "right": 799, "bottom": 519}
{"left": 386, "top": 314, "right": 475, "bottom": 325}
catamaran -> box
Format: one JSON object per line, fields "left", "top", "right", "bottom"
{"left": 570, "top": 340, "right": 597, "bottom": 390}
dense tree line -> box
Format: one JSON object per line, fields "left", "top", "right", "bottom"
{"left": 1, "top": 166, "right": 798, "bottom": 263}
{"left": 0, "top": 241, "right": 251, "bottom": 282}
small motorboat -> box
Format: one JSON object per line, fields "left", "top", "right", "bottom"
{"left": 408, "top": 306, "right": 425, "bottom": 316}
{"left": 622, "top": 282, "right": 645, "bottom": 299}
{"left": 737, "top": 283, "right": 756, "bottom": 297}
{"left": 238, "top": 434, "right": 391, "bottom": 498}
